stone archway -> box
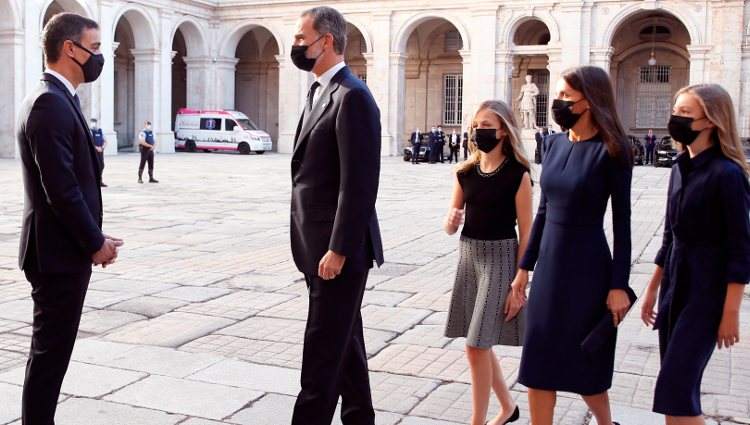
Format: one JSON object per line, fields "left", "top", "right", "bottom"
{"left": 345, "top": 23, "right": 368, "bottom": 82}
{"left": 398, "top": 17, "right": 466, "bottom": 150}
{"left": 510, "top": 18, "right": 551, "bottom": 131}
{"left": 171, "top": 19, "right": 209, "bottom": 129}
{"left": 609, "top": 11, "right": 690, "bottom": 134}
{"left": 112, "top": 7, "right": 157, "bottom": 151}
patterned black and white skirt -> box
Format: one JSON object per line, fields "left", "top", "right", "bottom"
{"left": 444, "top": 236, "right": 525, "bottom": 348}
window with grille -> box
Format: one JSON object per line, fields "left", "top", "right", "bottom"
{"left": 357, "top": 74, "right": 367, "bottom": 84}
{"left": 443, "top": 74, "right": 463, "bottom": 126}
{"left": 636, "top": 66, "right": 672, "bottom": 128}
{"left": 444, "top": 31, "right": 463, "bottom": 52}
{"left": 532, "top": 72, "right": 550, "bottom": 127}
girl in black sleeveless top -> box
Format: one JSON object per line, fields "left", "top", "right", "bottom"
{"left": 443, "top": 100, "right": 533, "bottom": 425}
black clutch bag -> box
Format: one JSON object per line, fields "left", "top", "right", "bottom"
{"left": 580, "top": 287, "right": 638, "bottom": 354}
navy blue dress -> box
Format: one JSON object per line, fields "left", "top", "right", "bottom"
{"left": 653, "top": 146, "right": 750, "bottom": 416}
{"left": 518, "top": 132, "right": 632, "bottom": 395}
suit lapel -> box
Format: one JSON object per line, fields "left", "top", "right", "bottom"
{"left": 292, "top": 67, "right": 348, "bottom": 158}
{"left": 42, "top": 73, "right": 101, "bottom": 179}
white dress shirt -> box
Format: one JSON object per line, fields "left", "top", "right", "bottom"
{"left": 312, "top": 61, "right": 346, "bottom": 108}
{"left": 44, "top": 69, "right": 77, "bottom": 97}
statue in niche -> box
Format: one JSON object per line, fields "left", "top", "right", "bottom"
{"left": 515, "top": 74, "right": 539, "bottom": 129}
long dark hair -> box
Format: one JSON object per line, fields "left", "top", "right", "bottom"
{"left": 561, "top": 66, "right": 633, "bottom": 168}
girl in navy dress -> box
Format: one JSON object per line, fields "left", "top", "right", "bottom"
{"left": 444, "top": 100, "right": 533, "bottom": 425}
{"left": 509, "top": 66, "right": 633, "bottom": 425}
{"left": 641, "top": 84, "right": 750, "bottom": 424}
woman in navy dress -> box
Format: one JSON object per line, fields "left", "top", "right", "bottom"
{"left": 509, "top": 66, "right": 633, "bottom": 425}
{"left": 641, "top": 84, "right": 750, "bottom": 424}
{"left": 444, "top": 100, "right": 533, "bottom": 425}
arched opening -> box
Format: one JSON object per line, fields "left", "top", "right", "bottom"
{"left": 401, "top": 18, "right": 465, "bottom": 149}
{"left": 610, "top": 11, "right": 690, "bottom": 134}
{"left": 511, "top": 19, "right": 551, "bottom": 130}
{"left": 171, "top": 29, "right": 187, "bottom": 130}
{"left": 171, "top": 20, "right": 208, "bottom": 130}
{"left": 42, "top": 0, "right": 93, "bottom": 118}
{"left": 345, "top": 23, "right": 368, "bottom": 82}
{"left": 233, "top": 27, "right": 280, "bottom": 147}
{"left": 0, "top": 0, "right": 17, "bottom": 157}
{"left": 113, "top": 9, "right": 156, "bottom": 151}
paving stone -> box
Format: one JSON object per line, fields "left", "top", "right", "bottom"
{"left": 229, "top": 393, "right": 295, "bottom": 424}
{"left": 180, "top": 419, "right": 239, "bottom": 425}
{"left": 180, "top": 334, "right": 302, "bottom": 369}
{"left": 103, "top": 312, "right": 234, "bottom": 347}
{"left": 0, "top": 299, "right": 32, "bottom": 323}
{"left": 369, "top": 371, "right": 440, "bottom": 414}
{"left": 105, "top": 375, "right": 263, "bottom": 420}
{"left": 188, "top": 358, "right": 300, "bottom": 395}
{"left": 97, "top": 345, "right": 223, "bottom": 378}
{"left": 397, "top": 290, "right": 452, "bottom": 311}
{"left": 218, "top": 316, "right": 305, "bottom": 343}
{"left": 0, "top": 362, "right": 146, "bottom": 397}
{"left": 217, "top": 272, "right": 300, "bottom": 292}
{"left": 108, "top": 295, "right": 189, "bottom": 318}
{"left": 70, "top": 339, "right": 138, "bottom": 364}
{"left": 83, "top": 290, "right": 139, "bottom": 309}
{"left": 116, "top": 269, "right": 231, "bottom": 287}
{"left": 362, "top": 290, "right": 412, "bottom": 307}
{"left": 0, "top": 382, "right": 21, "bottom": 424}
{"left": 89, "top": 278, "right": 179, "bottom": 295}
{"left": 589, "top": 403, "right": 718, "bottom": 425}
{"left": 364, "top": 328, "right": 397, "bottom": 357}
{"left": 0, "top": 319, "right": 25, "bottom": 334}
{"left": 178, "top": 290, "right": 295, "bottom": 320}
{"left": 152, "top": 286, "right": 232, "bottom": 303}
{"left": 257, "top": 296, "right": 310, "bottom": 321}
{"left": 393, "top": 324, "right": 452, "bottom": 348}
{"left": 0, "top": 349, "right": 26, "bottom": 372}
{"left": 78, "top": 310, "right": 146, "bottom": 334}
{"left": 423, "top": 311, "right": 449, "bottom": 325}
{"left": 0, "top": 282, "right": 29, "bottom": 303}
{"left": 0, "top": 333, "right": 27, "bottom": 354}
{"left": 369, "top": 344, "right": 471, "bottom": 383}
{"left": 362, "top": 305, "right": 432, "bottom": 333}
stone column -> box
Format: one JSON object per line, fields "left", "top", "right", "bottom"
{"left": 156, "top": 15, "right": 175, "bottom": 153}
{"left": 0, "top": 28, "right": 23, "bottom": 158}
{"left": 740, "top": 45, "right": 750, "bottom": 137}
{"left": 130, "top": 49, "right": 160, "bottom": 151}
{"left": 686, "top": 45, "right": 711, "bottom": 85}
{"left": 546, "top": 44, "right": 563, "bottom": 131}
{"left": 181, "top": 57, "right": 210, "bottom": 110}
{"left": 589, "top": 47, "right": 614, "bottom": 71}
{"left": 459, "top": 48, "right": 473, "bottom": 129}
{"left": 495, "top": 49, "right": 514, "bottom": 103}
{"left": 100, "top": 27, "right": 118, "bottom": 156}
{"left": 387, "top": 52, "right": 408, "bottom": 156}
{"left": 215, "top": 57, "right": 239, "bottom": 110}
{"left": 369, "top": 11, "right": 396, "bottom": 156}
{"left": 468, "top": 5, "right": 498, "bottom": 112}
{"left": 276, "top": 54, "right": 302, "bottom": 154}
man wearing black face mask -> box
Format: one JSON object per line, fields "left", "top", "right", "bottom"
{"left": 289, "top": 6, "right": 383, "bottom": 425}
{"left": 16, "top": 13, "right": 122, "bottom": 424}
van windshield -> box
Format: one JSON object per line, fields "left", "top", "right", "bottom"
{"left": 236, "top": 118, "right": 259, "bottom": 130}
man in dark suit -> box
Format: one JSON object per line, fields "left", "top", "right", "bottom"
{"left": 436, "top": 126, "right": 446, "bottom": 162}
{"left": 463, "top": 126, "right": 470, "bottom": 160}
{"left": 289, "top": 6, "right": 384, "bottom": 425}
{"left": 644, "top": 129, "right": 657, "bottom": 165}
{"left": 16, "top": 13, "right": 123, "bottom": 424}
{"left": 534, "top": 127, "right": 544, "bottom": 164}
{"left": 409, "top": 127, "right": 422, "bottom": 164}
{"left": 428, "top": 125, "right": 439, "bottom": 164}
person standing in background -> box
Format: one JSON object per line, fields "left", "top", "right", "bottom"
{"left": 644, "top": 129, "right": 657, "bottom": 165}
{"left": 90, "top": 117, "right": 107, "bottom": 187}
{"left": 137, "top": 121, "right": 158, "bottom": 184}
{"left": 410, "top": 127, "right": 423, "bottom": 164}
{"left": 448, "top": 129, "right": 460, "bottom": 164}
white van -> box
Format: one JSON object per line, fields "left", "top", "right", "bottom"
{"left": 174, "top": 108, "right": 272, "bottom": 154}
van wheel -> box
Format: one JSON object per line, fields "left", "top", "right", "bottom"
{"left": 254, "top": 150, "right": 265, "bottom": 155}
{"left": 202, "top": 149, "right": 211, "bottom": 153}
{"left": 238, "top": 143, "right": 251, "bottom": 155}
{"left": 185, "top": 140, "right": 197, "bottom": 153}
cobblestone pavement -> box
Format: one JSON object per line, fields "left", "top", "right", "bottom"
{"left": 0, "top": 152, "right": 748, "bottom": 425}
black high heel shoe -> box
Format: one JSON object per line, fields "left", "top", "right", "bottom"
{"left": 484, "top": 405, "right": 520, "bottom": 425}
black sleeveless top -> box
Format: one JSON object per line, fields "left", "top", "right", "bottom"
{"left": 457, "top": 157, "right": 528, "bottom": 240}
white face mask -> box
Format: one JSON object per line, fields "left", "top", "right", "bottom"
{"left": 145, "top": 126, "right": 152, "bottom": 131}
{"left": 90, "top": 123, "right": 97, "bottom": 128}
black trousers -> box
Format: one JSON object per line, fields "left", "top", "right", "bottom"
{"left": 448, "top": 149, "right": 459, "bottom": 163}
{"left": 646, "top": 149, "right": 654, "bottom": 164}
{"left": 22, "top": 270, "right": 91, "bottom": 425}
{"left": 138, "top": 149, "right": 154, "bottom": 176}
{"left": 292, "top": 271, "right": 374, "bottom": 425}
{"left": 412, "top": 143, "right": 421, "bottom": 163}
{"left": 437, "top": 144, "right": 445, "bottom": 162}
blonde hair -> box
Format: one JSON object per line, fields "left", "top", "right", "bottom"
{"left": 676, "top": 84, "right": 749, "bottom": 177}
{"left": 456, "top": 100, "right": 531, "bottom": 174}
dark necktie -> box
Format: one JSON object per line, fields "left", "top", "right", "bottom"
{"left": 306, "top": 81, "right": 321, "bottom": 115}
{"left": 73, "top": 93, "right": 81, "bottom": 110}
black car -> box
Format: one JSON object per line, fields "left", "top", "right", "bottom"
{"left": 627, "top": 135, "right": 645, "bottom": 165}
{"left": 655, "top": 136, "right": 679, "bottom": 167}
{"left": 403, "top": 145, "right": 431, "bottom": 162}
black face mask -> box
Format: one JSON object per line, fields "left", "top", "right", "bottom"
{"left": 290, "top": 36, "right": 325, "bottom": 72}
{"left": 71, "top": 41, "right": 104, "bottom": 83}
{"left": 551, "top": 98, "right": 585, "bottom": 130}
{"left": 667, "top": 115, "right": 706, "bottom": 146}
{"left": 473, "top": 128, "right": 501, "bottom": 153}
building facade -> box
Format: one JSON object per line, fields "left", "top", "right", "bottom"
{"left": 2, "top": 0, "right": 749, "bottom": 158}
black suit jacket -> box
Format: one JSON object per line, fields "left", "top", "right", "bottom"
{"left": 410, "top": 132, "right": 422, "bottom": 145}
{"left": 17, "top": 73, "right": 103, "bottom": 273}
{"left": 290, "top": 66, "right": 384, "bottom": 275}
